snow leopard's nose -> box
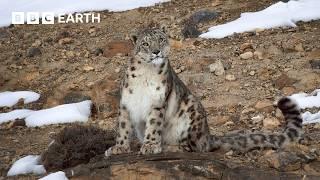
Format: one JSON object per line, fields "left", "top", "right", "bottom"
{"left": 152, "top": 50, "right": 160, "bottom": 55}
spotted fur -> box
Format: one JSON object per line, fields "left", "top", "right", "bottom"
{"left": 211, "top": 97, "right": 303, "bottom": 152}
{"left": 105, "top": 29, "right": 303, "bottom": 156}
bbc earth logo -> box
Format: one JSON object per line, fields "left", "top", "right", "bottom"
{"left": 11, "top": 12, "right": 101, "bottom": 25}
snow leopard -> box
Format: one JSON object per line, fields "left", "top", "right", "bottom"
{"left": 105, "top": 28, "right": 303, "bottom": 156}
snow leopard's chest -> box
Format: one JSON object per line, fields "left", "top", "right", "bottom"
{"left": 121, "top": 71, "right": 166, "bottom": 126}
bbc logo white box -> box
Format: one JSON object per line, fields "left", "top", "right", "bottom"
{"left": 12, "top": 12, "right": 25, "bottom": 24}
{"left": 27, "top": 12, "right": 40, "bottom": 24}
{"left": 42, "top": 12, "right": 54, "bottom": 24}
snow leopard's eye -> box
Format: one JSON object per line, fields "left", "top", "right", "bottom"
{"left": 159, "top": 37, "right": 165, "bottom": 42}
{"left": 142, "top": 42, "right": 149, "bottom": 46}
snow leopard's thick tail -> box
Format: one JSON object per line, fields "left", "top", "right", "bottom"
{"left": 209, "top": 97, "right": 303, "bottom": 152}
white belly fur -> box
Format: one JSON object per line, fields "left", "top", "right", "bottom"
{"left": 121, "top": 74, "right": 165, "bottom": 141}
{"left": 121, "top": 67, "right": 191, "bottom": 146}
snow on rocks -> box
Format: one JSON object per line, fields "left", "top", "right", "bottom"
{"left": 303, "top": 111, "right": 320, "bottom": 124}
{"left": 7, "top": 155, "right": 46, "bottom": 176}
{"left": 289, "top": 89, "right": 320, "bottom": 124}
{"left": 0, "top": 91, "right": 40, "bottom": 107}
{"left": 290, "top": 89, "right": 320, "bottom": 109}
{"left": 0, "top": 109, "right": 34, "bottom": 124}
{"left": 200, "top": 0, "right": 320, "bottom": 39}
{"left": 0, "top": 100, "right": 92, "bottom": 127}
{"left": 39, "top": 171, "right": 68, "bottom": 180}
{"left": 25, "top": 100, "right": 92, "bottom": 127}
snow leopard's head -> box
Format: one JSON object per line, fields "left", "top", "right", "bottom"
{"left": 131, "top": 28, "right": 170, "bottom": 64}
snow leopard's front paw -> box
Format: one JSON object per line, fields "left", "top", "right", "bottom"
{"left": 105, "top": 145, "right": 131, "bottom": 157}
{"left": 139, "top": 142, "right": 162, "bottom": 155}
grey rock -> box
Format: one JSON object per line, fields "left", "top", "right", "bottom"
{"left": 209, "top": 60, "right": 225, "bottom": 76}
{"left": 93, "top": 48, "right": 104, "bottom": 56}
{"left": 189, "top": 10, "right": 219, "bottom": 24}
{"left": 0, "top": 29, "right": 9, "bottom": 39}
{"left": 263, "top": 150, "right": 316, "bottom": 171}
{"left": 182, "top": 10, "right": 219, "bottom": 38}
{"left": 56, "top": 30, "right": 70, "bottom": 40}
{"left": 63, "top": 92, "right": 91, "bottom": 104}
{"left": 310, "top": 59, "right": 320, "bottom": 69}
{"left": 26, "top": 47, "right": 42, "bottom": 57}
{"left": 182, "top": 23, "right": 200, "bottom": 38}
{"left": 267, "top": 45, "right": 282, "bottom": 56}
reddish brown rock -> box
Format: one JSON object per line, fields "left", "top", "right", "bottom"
{"left": 186, "top": 58, "right": 212, "bottom": 72}
{"left": 58, "top": 37, "right": 73, "bottom": 45}
{"left": 263, "top": 151, "right": 301, "bottom": 171}
{"left": 281, "top": 38, "right": 304, "bottom": 52}
{"left": 240, "top": 42, "right": 253, "bottom": 52}
{"left": 273, "top": 74, "right": 296, "bottom": 89}
{"left": 23, "top": 71, "right": 40, "bottom": 81}
{"left": 260, "top": 145, "right": 316, "bottom": 172}
{"left": 308, "top": 49, "right": 320, "bottom": 59}
{"left": 255, "top": 99, "right": 274, "bottom": 113}
{"left": 282, "top": 86, "right": 296, "bottom": 96}
{"left": 257, "top": 68, "right": 275, "bottom": 81}
{"left": 103, "top": 40, "right": 133, "bottom": 58}
{"left": 169, "top": 39, "right": 183, "bottom": 50}
{"left": 210, "top": 116, "right": 231, "bottom": 126}
{"left": 90, "top": 74, "right": 120, "bottom": 119}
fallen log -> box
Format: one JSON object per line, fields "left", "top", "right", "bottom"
{"left": 42, "top": 125, "right": 320, "bottom": 179}
{"left": 64, "top": 152, "right": 320, "bottom": 180}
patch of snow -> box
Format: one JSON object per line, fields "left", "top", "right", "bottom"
{"left": 290, "top": 89, "right": 320, "bottom": 109}
{"left": 39, "top": 171, "right": 68, "bottom": 180}
{"left": 200, "top": 0, "right": 320, "bottom": 39}
{"left": 0, "top": 109, "right": 34, "bottom": 124}
{"left": 0, "top": 100, "right": 92, "bottom": 127}
{"left": 302, "top": 111, "right": 320, "bottom": 124}
{"left": 289, "top": 89, "right": 320, "bottom": 124}
{"left": 0, "top": 91, "right": 40, "bottom": 107}
{"left": 25, "top": 100, "right": 92, "bottom": 127}
{"left": 0, "top": 0, "right": 170, "bottom": 27}
{"left": 7, "top": 155, "right": 46, "bottom": 176}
